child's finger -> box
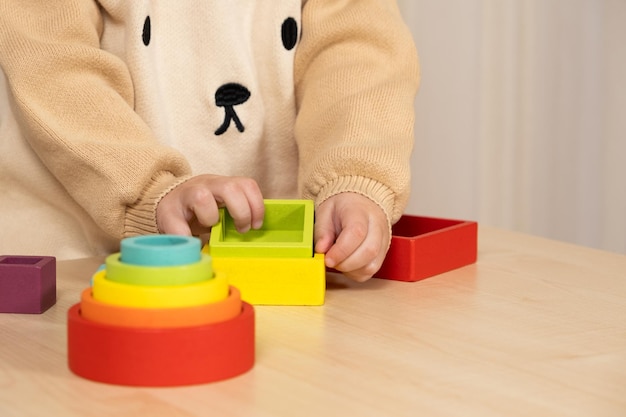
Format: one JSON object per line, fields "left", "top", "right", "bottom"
{"left": 156, "top": 200, "right": 193, "bottom": 236}
{"left": 182, "top": 187, "right": 220, "bottom": 230}
{"left": 216, "top": 179, "right": 264, "bottom": 233}
{"left": 333, "top": 221, "right": 387, "bottom": 282}
{"left": 314, "top": 206, "right": 338, "bottom": 256}
{"left": 324, "top": 216, "right": 368, "bottom": 269}
{"left": 243, "top": 182, "right": 265, "bottom": 230}
{"left": 219, "top": 194, "right": 255, "bottom": 233}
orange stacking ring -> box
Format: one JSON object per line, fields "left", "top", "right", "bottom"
{"left": 67, "top": 302, "right": 255, "bottom": 387}
{"left": 91, "top": 269, "right": 229, "bottom": 309}
{"left": 79, "top": 286, "right": 242, "bottom": 329}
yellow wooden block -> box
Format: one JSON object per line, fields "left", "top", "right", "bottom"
{"left": 203, "top": 246, "right": 325, "bottom": 305}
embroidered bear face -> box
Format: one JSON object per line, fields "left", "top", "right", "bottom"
{"left": 98, "top": 2, "right": 302, "bottom": 181}
{"left": 114, "top": 2, "right": 300, "bottom": 136}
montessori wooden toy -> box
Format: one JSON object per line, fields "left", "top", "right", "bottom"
{"left": 209, "top": 199, "right": 315, "bottom": 258}
{"left": 208, "top": 252, "right": 326, "bottom": 305}
{"left": 0, "top": 255, "right": 56, "bottom": 314}
{"left": 79, "top": 286, "right": 242, "bottom": 329}
{"left": 67, "top": 235, "right": 254, "bottom": 386}
{"left": 205, "top": 199, "right": 325, "bottom": 306}
{"left": 105, "top": 253, "right": 213, "bottom": 285}
{"left": 67, "top": 303, "right": 254, "bottom": 387}
{"left": 91, "top": 268, "right": 229, "bottom": 308}
{"left": 120, "top": 234, "right": 202, "bottom": 265}
{"left": 374, "top": 215, "right": 478, "bottom": 282}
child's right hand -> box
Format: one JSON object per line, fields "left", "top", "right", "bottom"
{"left": 156, "top": 174, "right": 265, "bottom": 237}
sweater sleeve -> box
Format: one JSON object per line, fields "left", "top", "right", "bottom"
{"left": 0, "top": 1, "right": 192, "bottom": 239}
{"left": 294, "top": 0, "right": 420, "bottom": 224}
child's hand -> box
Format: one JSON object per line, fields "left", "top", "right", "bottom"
{"left": 314, "top": 193, "right": 390, "bottom": 282}
{"left": 156, "top": 174, "right": 265, "bottom": 236}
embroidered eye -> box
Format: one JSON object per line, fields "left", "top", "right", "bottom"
{"left": 281, "top": 17, "right": 298, "bottom": 51}
{"left": 142, "top": 16, "right": 151, "bottom": 46}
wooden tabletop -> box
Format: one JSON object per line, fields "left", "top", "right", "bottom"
{"left": 1, "top": 227, "right": 625, "bottom": 416}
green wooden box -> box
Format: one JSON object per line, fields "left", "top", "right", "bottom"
{"left": 209, "top": 200, "right": 314, "bottom": 258}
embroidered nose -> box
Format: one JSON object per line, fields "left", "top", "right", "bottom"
{"left": 214, "top": 83, "right": 250, "bottom": 135}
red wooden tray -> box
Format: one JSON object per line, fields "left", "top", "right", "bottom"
{"left": 375, "top": 215, "right": 477, "bottom": 282}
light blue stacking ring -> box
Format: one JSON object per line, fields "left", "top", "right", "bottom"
{"left": 120, "top": 235, "right": 201, "bottom": 266}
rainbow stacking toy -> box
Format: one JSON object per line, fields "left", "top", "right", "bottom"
{"left": 67, "top": 235, "right": 254, "bottom": 386}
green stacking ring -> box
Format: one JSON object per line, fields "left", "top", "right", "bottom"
{"left": 120, "top": 235, "right": 201, "bottom": 266}
{"left": 105, "top": 253, "right": 213, "bottom": 286}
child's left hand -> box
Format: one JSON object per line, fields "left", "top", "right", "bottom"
{"left": 314, "top": 192, "right": 390, "bottom": 282}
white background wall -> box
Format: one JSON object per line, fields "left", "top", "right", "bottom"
{"left": 398, "top": 0, "right": 626, "bottom": 254}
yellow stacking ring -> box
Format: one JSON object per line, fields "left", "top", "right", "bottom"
{"left": 91, "top": 269, "right": 229, "bottom": 309}
{"left": 105, "top": 253, "right": 213, "bottom": 286}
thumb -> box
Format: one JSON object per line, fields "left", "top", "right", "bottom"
{"left": 156, "top": 201, "right": 193, "bottom": 236}
{"left": 313, "top": 203, "right": 337, "bottom": 254}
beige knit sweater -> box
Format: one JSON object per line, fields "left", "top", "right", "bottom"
{"left": 0, "top": 0, "right": 419, "bottom": 259}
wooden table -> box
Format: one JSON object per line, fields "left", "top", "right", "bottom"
{"left": 1, "top": 227, "right": 625, "bottom": 416}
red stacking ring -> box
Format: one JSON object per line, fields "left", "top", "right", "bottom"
{"left": 67, "top": 302, "right": 255, "bottom": 386}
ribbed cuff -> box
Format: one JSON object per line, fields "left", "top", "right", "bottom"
{"left": 124, "top": 172, "right": 192, "bottom": 236}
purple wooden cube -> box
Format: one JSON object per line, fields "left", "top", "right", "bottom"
{"left": 0, "top": 256, "right": 56, "bottom": 314}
